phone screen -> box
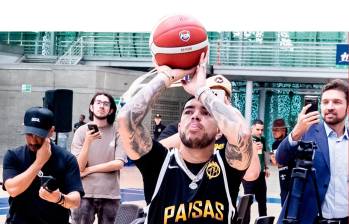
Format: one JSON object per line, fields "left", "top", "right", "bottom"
{"left": 304, "top": 95, "right": 318, "bottom": 114}
{"left": 87, "top": 124, "right": 99, "bottom": 134}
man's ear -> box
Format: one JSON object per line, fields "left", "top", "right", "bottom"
{"left": 48, "top": 126, "right": 55, "bottom": 138}
{"left": 109, "top": 109, "right": 114, "bottom": 115}
{"left": 89, "top": 104, "right": 94, "bottom": 113}
{"left": 215, "top": 128, "right": 222, "bottom": 140}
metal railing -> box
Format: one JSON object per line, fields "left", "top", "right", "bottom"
{"left": 209, "top": 40, "right": 339, "bottom": 67}
{"left": 55, "top": 37, "right": 84, "bottom": 65}
{"left": 2, "top": 35, "right": 346, "bottom": 68}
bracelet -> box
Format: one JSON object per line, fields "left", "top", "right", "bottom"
{"left": 195, "top": 86, "right": 211, "bottom": 101}
{"left": 57, "top": 193, "right": 65, "bottom": 205}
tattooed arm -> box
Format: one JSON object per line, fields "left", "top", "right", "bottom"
{"left": 181, "top": 53, "right": 252, "bottom": 170}
{"left": 199, "top": 90, "right": 252, "bottom": 170}
{"left": 117, "top": 66, "right": 196, "bottom": 160}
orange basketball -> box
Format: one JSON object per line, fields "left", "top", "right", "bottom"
{"left": 149, "top": 14, "right": 208, "bottom": 69}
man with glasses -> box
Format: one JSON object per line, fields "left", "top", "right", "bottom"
{"left": 71, "top": 92, "right": 127, "bottom": 224}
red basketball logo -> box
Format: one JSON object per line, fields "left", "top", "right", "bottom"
{"left": 179, "top": 30, "right": 190, "bottom": 42}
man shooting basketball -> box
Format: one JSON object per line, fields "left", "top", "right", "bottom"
{"left": 117, "top": 53, "right": 252, "bottom": 224}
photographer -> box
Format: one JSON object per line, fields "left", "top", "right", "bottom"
{"left": 276, "top": 79, "right": 348, "bottom": 224}
{"left": 2, "top": 107, "right": 84, "bottom": 224}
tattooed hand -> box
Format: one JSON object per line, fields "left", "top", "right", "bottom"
{"left": 154, "top": 59, "right": 196, "bottom": 87}
{"left": 182, "top": 52, "right": 207, "bottom": 96}
{"left": 196, "top": 83, "right": 252, "bottom": 170}
{"left": 117, "top": 62, "right": 196, "bottom": 160}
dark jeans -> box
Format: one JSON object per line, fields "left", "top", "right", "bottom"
{"left": 71, "top": 198, "right": 120, "bottom": 224}
{"left": 242, "top": 171, "right": 267, "bottom": 224}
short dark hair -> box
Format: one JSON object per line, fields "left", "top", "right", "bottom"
{"left": 80, "top": 114, "right": 85, "bottom": 119}
{"left": 321, "top": 79, "right": 348, "bottom": 103}
{"left": 89, "top": 92, "right": 116, "bottom": 125}
{"left": 252, "top": 119, "right": 264, "bottom": 126}
{"left": 181, "top": 96, "right": 195, "bottom": 113}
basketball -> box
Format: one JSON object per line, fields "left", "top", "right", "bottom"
{"left": 149, "top": 14, "right": 209, "bottom": 69}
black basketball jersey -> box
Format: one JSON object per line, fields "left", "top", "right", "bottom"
{"left": 144, "top": 149, "right": 235, "bottom": 224}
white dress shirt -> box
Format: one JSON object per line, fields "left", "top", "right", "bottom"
{"left": 321, "top": 122, "right": 348, "bottom": 219}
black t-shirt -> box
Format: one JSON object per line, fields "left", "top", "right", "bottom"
{"left": 3, "top": 143, "right": 84, "bottom": 224}
{"left": 272, "top": 139, "right": 283, "bottom": 151}
{"left": 74, "top": 121, "right": 86, "bottom": 132}
{"left": 135, "top": 140, "right": 245, "bottom": 223}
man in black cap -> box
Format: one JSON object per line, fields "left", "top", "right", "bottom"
{"left": 153, "top": 113, "right": 166, "bottom": 140}
{"left": 2, "top": 106, "right": 84, "bottom": 224}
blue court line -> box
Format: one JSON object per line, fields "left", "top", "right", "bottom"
{"left": 0, "top": 189, "right": 282, "bottom": 215}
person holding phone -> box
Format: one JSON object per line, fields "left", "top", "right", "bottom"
{"left": 71, "top": 92, "right": 127, "bottom": 224}
{"left": 2, "top": 107, "right": 84, "bottom": 224}
{"left": 276, "top": 79, "right": 349, "bottom": 224}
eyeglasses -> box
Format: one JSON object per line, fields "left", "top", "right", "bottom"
{"left": 95, "top": 100, "right": 111, "bottom": 107}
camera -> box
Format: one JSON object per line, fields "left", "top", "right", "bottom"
{"left": 40, "top": 175, "right": 58, "bottom": 193}
{"left": 295, "top": 141, "right": 317, "bottom": 168}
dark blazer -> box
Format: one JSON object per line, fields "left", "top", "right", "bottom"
{"left": 275, "top": 122, "right": 331, "bottom": 224}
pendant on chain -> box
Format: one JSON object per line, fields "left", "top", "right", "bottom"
{"left": 189, "top": 182, "right": 198, "bottom": 190}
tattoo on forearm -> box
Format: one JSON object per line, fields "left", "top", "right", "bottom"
{"left": 122, "top": 76, "right": 167, "bottom": 156}
{"left": 202, "top": 91, "right": 252, "bottom": 170}
{"left": 225, "top": 138, "right": 252, "bottom": 170}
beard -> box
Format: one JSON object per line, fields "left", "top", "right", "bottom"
{"left": 93, "top": 112, "right": 108, "bottom": 121}
{"left": 28, "top": 143, "right": 42, "bottom": 152}
{"left": 180, "top": 131, "right": 216, "bottom": 149}
{"left": 323, "top": 111, "right": 347, "bottom": 125}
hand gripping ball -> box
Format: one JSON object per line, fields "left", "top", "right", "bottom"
{"left": 149, "top": 14, "right": 209, "bottom": 69}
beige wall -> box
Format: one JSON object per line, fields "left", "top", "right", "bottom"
{"left": 0, "top": 64, "right": 189, "bottom": 158}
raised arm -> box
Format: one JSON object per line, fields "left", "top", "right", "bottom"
{"left": 199, "top": 90, "right": 252, "bottom": 170}
{"left": 182, "top": 53, "right": 252, "bottom": 170}
{"left": 117, "top": 66, "right": 195, "bottom": 160}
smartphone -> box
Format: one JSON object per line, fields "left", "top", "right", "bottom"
{"left": 304, "top": 95, "right": 318, "bottom": 114}
{"left": 40, "top": 175, "right": 58, "bottom": 193}
{"left": 211, "top": 89, "right": 225, "bottom": 101}
{"left": 87, "top": 124, "right": 99, "bottom": 134}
